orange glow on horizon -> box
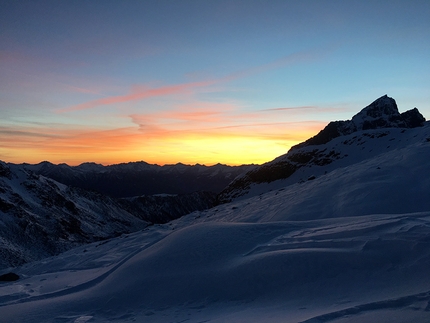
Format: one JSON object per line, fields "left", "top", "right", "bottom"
{"left": 0, "top": 121, "right": 326, "bottom": 166}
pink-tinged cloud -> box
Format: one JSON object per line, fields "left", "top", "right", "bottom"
{"left": 129, "top": 101, "right": 241, "bottom": 134}
{"left": 127, "top": 100, "right": 329, "bottom": 145}
{"left": 59, "top": 45, "right": 336, "bottom": 113}
{"left": 60, "top": 80, "right": 218, "bottom": 112}
{"left": 157, "top": 101, "right": 239, "bottom": 122}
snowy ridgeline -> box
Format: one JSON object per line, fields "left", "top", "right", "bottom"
{"left": 0, "top": 96, "right": 430, "bottom": 322}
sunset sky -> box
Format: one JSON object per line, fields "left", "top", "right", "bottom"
{"left": 1, "top": 0, "right": 429, "bottom": 166}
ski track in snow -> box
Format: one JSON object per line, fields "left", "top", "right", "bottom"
{"left": 0, "top": 228, "right": 172, "bottom": 308}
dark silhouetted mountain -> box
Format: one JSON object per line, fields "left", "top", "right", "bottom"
{"left": 293, "top": 95, "right": 425, "bottom": 149}
{"left": 23, "top": 162, "right": 254, "bottom": 198}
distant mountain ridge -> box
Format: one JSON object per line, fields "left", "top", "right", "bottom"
{"left": 24, "top": 161, "right": 255, "bottom": 198}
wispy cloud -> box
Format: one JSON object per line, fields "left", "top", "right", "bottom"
{"left": 59, "top": 45, "right": 336, "bottom": 113}
{"left": 221, "top": 46, "right": 332, "bottom": 82}
{"left": 128, "top": 100, "right": 327, "bottom": 143}
{"left": 128, "top": 101, "right": 238, "bottom": 138}
{"left": 259, "top": 105, "right": 348, "bottom": 115}
{"left": 59, "top": 80, "right": 217, "bottom": 113}
{"left": 262, "top": 106, "right": 318, "bottom": 112}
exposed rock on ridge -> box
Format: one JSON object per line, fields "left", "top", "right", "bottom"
{"left": 293, "top": 95, "right": 425, "bottom": 149}
{"left": 218, "top": 95, "right": 427, "bottom": 202}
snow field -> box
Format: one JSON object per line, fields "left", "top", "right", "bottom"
{"left": 1, "top": 212, "right": 430, "bottom": 322}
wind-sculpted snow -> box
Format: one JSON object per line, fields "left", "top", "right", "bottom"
{"left": 0, "top": 213, "right": 429, "bottom": 322}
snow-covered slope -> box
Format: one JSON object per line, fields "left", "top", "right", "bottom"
{"left": 0, "top": 95, "right": 429, "bottom": 322}
{"left": 0, "top": 163, "right": 149, "bottom": 268}
{"left": 1, "top": 202, "right": 429, "bottom": 321}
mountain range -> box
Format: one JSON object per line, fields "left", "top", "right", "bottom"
{"left": 0, "top": 95, "right": 429, "bottom": 322}
{"left": 24, "top": 161, "right": 254, "bottom": 198}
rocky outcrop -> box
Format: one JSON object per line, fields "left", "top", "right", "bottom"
{"left": 217, "top": 147, "right": 343, "bottom": 202}
{"left": 0, "top": 272, "right": 19, "bottom": 282}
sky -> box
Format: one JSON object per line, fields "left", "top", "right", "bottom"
{"left": 1, "top": 0, "right": 429, "bottom": 166}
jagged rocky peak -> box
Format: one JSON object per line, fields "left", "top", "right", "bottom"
{"left": 351, "top": 94, "right": 425, "bottom": 129}
{"left": 352, "top": 95, "right": 398, "bottom": 128}
{"left": 293, "top": 95, "right": 425, "bottom": 149}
